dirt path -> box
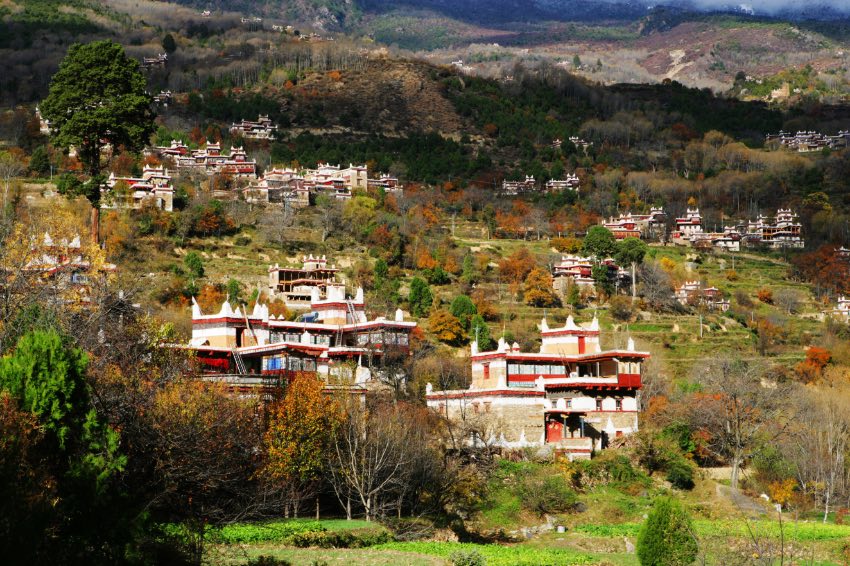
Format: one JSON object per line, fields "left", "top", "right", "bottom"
{"left": 716, "top": 483, "right": 768, "bottom": 518}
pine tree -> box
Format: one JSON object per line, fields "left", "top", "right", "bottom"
{"left": 470, "top": 314, "right": 493, "bottom": 350}
{"left": 408, "top": 277, "right": 433, "bottom": 317}
{"left": 449, "top": 295, "right": 477, "bottom": 331}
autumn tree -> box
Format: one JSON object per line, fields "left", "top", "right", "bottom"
{"left": 429, "top": 309, "right": 465, "bottom": 346}
{"left": 693, "top": 359, "right": 788, "bottom": 489}
{"left": 498, "top": 247, "right": 536, "bottom": 290}
{"left": 524, "top": 267, "right": 561, "bottom": 308}
{"left": 784, "top": 385, "right": 850, "bottom": 522}
{"left": 144, "top": 381, "right": 263, "bottom": 562}
{"left": 328, "top": 399, "right": 431, "bottom": 521}
{"left": 795, "top": 346, "right": 831, "bottom": 384}
{"left": 263, "top": 374, "right": 340, "bottom": 518}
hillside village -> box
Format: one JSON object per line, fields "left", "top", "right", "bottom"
{"left": 3, "top": 5, "right": 850, "bottom": 565}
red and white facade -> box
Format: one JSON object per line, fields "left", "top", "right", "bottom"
{"left": 230, "top": 115, "right": 277, "bottom": 140}
{"left": 268, "top": 255, "right": 341, "bottom": 310}
{"left": 151, "top": 141, "right": 257, "bottom": 178}
{"left": 603, "top": 208, "right": 666, "bottom": 240}
{"left": 104, "top": 165, "right": 174, "bottom": 211}
{"left": 187, "top": 283, "right": 417, "bottom": 395}
{"left": 674, "top": 280, "right": 730, "bottom": 311}
{"left": 552, "top": 255, "right": 624, "bottom": 289}
{"left": 426, "top": 316, "right": 649, "bottom": 460}
{"left": 673, "top": 208, "right": 703, "bottom": 239}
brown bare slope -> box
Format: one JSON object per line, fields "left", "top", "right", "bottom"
{"left": 289, "top": 58, "right": 466, "bottom": 136}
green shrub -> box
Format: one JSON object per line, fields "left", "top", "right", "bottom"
{"left": 666, "top": 458, "right": 696, "bottom": 490}
{"left": 287, "top": 529, "right": 391, "bottom": 548}
{"left": 519, "top": 475, "right": 578, "bottom": 515}
{"left": 450, "top": 549, "right": 486, "bottom": 566}
{"left": 244, "top": 557, "right": 292, "bottom": 566}
{"left": 637, "top": 497, "right": 698, "bottom": 566}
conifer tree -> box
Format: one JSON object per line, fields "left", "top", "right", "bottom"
{"left": 636, "top": 496, "right": 698, "bottom": 566}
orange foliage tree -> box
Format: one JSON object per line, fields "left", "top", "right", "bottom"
{"left": 263, "top": 374, "right": 341, "bottom": 517}
{"left": 429, "top": 309, "right": 465, "bottom": 346}
{"left": 524, "top": 267, "right": 561, "bottom": 308}
{"left": 796, "top": 346, "right": 832, "bottom": 384}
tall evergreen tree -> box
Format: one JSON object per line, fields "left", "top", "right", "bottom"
{"left": 41, "top": 40, "right": 154, "bottom": 241}
{"left": 408, "top": 277, "right": 433, "bottom": 317}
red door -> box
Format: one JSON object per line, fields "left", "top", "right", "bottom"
{"left": 578, "top": 336, "right": 586, "bottom": 354}
{"left": 546, "top": 419, "right": 563, "bottom": 443}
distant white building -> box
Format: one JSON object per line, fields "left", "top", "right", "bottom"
{"left": 502, "top": 176, "right": 537, "bottom": 195}
{"left": 545, "top": 174, "right": 580, "bottom": 193}
{"left": 230, "top": 115, "right": 278, "bottom": 140}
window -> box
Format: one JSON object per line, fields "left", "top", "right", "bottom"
{"left": 472, "top": 402, "right": 479, "bottom": 414}
{"left": 484, "top": 402, "right": 491, "bottom": 413}
{"left": 566, "top": 398, "right": 572, "bottom": 409}
{"left": 596, "top": 398, "right": 603, "bottom": 411}
{"left": 483, "top": 363, "right": 490, "bottom": 380}
{"left": 615, "top": 399, "right": 622, "bottom": 411}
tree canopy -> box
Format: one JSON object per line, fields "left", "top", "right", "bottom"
{"left": 582, "top": 226, "right": 617, "bottom": 260}
{"left": 41, "top": 40, "right": 154, "bottom": 180}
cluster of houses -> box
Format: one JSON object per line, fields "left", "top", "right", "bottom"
{"left": 230, "top": 115, "right": 278, "bottom": 140}
{"left": 425, "top": 317, "right": 648, "bottom": 459}
{"left": 243, "top": 163, "right": 399, "bottom": 206}
{"left": 501, "top": 175, "right": 580, "bottom": 195}
{"left": 602, "top": 208, "right": 667, "bottom": 240}
{"left": 766, "top": 130, "right": 850, "bottom": 152}
{"left": 150, "top": 140, "right": 258, "bottom": 178}
{"left": 176, "top": 248, "right": 649, "bottom": 459}
{"left": 672, "top": 207, "right": 805, "bottom": 251}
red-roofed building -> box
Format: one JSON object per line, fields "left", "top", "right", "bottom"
{"left": 426, "top": 316, "right": 648, "bottom": 460}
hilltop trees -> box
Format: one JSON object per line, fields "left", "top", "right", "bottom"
{"left": 41, "top": 40, "right": 154, "bottom": 241}
{"left": 41, "top": 40, "right": 153, "bottom": 178}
